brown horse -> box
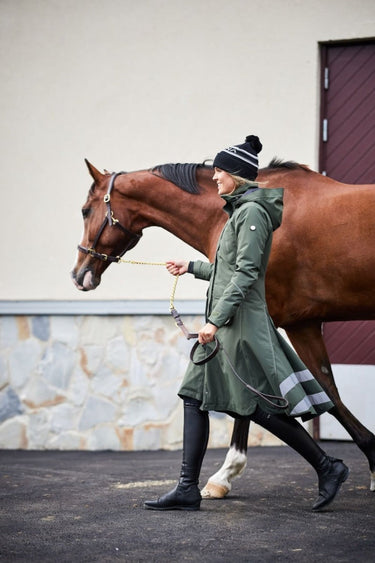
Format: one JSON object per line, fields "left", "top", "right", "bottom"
{"left": 72, "top": 158, "right": 375, "bottom": 493}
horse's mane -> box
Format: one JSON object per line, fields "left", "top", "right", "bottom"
{"left": 152, "top": 158, "right": 310, "bottom": 193}
{"left": 262, "top": 157, "right": 311, "bottom": 172}
{"left": 151, "top": 163, "right": 212, "bottom": 193}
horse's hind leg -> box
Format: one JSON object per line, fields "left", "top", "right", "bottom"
{"left": 201, "top": 417, "right": 250, "bottom": 499}
{"left": 286, "top": 320, "right": 375, "bottom": 491}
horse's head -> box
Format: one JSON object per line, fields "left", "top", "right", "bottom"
{"left": 71, "top": 160, "right": 142, "bottom": 291}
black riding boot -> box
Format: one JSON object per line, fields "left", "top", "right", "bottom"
{"left": 251, "top": 407, "right": 349, "bottom": 510}
{"left": 144, "top": 397, "right": 209, "bottom": 511}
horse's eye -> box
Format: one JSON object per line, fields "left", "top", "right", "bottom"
{"left": 82, "top": 208, "right": 90, "bottom": 219}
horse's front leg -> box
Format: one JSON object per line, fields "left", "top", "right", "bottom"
{"left": 201, "top": 417, "right": 250, "bottom": 499}
{"left": 286, "top": 320, "right": 375, "bottom": 491}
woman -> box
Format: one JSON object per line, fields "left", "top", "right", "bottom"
{"left": 144, "top": 135, "right": 349, "bottom": 512}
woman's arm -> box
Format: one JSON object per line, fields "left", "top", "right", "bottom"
{"left": 166, "top": 260, "right": 213, "bottom": 281}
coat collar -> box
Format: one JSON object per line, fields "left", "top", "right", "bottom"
{"left": 221, "top": 182, "right": 284, "bottom": 231}
{"left": 221, "top": 182, "right": 260, "bottom": 214}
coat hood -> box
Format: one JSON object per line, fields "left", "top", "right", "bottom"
{"left": 222, "top": 183, "right": 284, "bottom": 231}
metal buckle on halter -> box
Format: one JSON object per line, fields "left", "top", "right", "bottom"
{"left": 104, "top": 194, "right": 111, "bottom": 203}
{"left": 87, "top": 248, "right": 108, "bottom": 261}
{"left": 110, "top": 211, "right": 119, "bottom": 225}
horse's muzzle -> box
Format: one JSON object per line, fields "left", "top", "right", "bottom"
{"left": 71, "top": 266, "right": 100, "bottom": 291}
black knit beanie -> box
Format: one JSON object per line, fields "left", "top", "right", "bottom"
{"left": 213, "top": 135, "right": 262, "bottom": 180}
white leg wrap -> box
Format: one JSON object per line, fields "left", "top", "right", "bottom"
{"left": 370, "top": 471, "right": 375, "bottom": 492}
{"left": 201, "top": 446, "right": 247, "bottom": 499}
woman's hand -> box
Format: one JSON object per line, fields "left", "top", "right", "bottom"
{"left": 166, "top": 260, "right": 189, "bottom": 276}
{"left": 198, "top": 323, "right": 218, "bottom": 345}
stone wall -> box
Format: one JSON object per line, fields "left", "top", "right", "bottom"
{"left": 0, "top": 314, "right": 282, "bottom": 451}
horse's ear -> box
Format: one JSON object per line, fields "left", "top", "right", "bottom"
{"left": 85, "top": 159, "right": 105, "bottom": 184}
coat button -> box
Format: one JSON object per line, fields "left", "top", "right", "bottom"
{"left": 250, "top": 225, "right": 256, "bottom": 230}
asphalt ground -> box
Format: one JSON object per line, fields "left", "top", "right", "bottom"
{"left": 1, "top": 442, "right": 374, "bottom": 563}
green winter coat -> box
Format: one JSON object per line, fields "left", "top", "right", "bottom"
{"left": 178, "top": 183, "right": 334, "bottom": 420}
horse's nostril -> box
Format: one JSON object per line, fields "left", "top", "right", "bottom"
{"left": 71, "top": 266, "right": 87, "bottom": 287}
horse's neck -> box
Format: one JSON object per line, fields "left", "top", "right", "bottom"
{"left": 123, "top": 170, "right": 226, "bottom": 261}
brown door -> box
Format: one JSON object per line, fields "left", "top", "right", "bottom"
{"left": 319, "top": 41, "right": 375, "bottom": 364}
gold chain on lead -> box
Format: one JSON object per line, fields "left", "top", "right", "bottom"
{"left": 117, "top": 258, "right": 179, "bottom": 310}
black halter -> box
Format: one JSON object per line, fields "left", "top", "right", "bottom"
{"left": 77, "top": 172, "right": 142, "bottom": 263}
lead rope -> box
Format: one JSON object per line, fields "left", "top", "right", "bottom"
{"left": 119, "top": 258, "right": 288, "bottom": 409}
{"left": 118, "top": 258, "right": 199, "bottom": 339}
{"left": 117, "top": 257, "right": 179, "bottom": 311}
{"left": 219, "top": 346, "right": 289, "bottom": 410}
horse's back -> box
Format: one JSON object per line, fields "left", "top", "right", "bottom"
{"left": 266, "top": 182, "right": 375, "bottom": 325}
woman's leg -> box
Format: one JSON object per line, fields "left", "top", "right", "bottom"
{"left": 251, "top": 406, "right": 349, "bottom": 510}
{"left": 144, "top": 397, "right": 209, "bottom": 511}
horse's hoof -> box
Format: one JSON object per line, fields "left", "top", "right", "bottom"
{"left": 201, "top": 481, "right": 230, "bottom": 499}
{"left": 370, "top": 471, "right": 375, "bottom": 492}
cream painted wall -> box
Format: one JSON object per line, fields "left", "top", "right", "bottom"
{"left": 1, "top": 0, "right": 374, "bottom": 301}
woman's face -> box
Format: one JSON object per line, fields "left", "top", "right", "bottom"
{"left": 213, "top": 168, "right": 236, "bottom": 195}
